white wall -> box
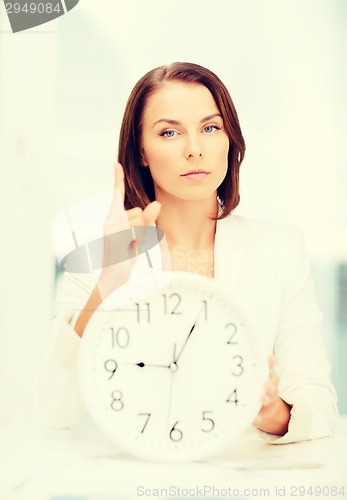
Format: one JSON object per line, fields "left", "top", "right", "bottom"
{"left": 0, "top": 14, "right": 58, "bottom": 425}
{"left": 0, "top": 0, "right": 346, "bottom": 426}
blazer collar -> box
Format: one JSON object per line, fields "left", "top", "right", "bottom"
{"left": 214, "top": 213, "right": 242, "bottom": 283}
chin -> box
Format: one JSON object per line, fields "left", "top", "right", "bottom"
{"left": 156, "top": 182, "right": 219, "bottom": 204}
{"left": 177, "top": 190, "right": 217, "bottom": 203}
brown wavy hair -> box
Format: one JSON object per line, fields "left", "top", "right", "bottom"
{"left": 118, "top": 62, "right": 245, "bottom": 219}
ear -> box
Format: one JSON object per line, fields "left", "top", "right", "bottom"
{"left": 140, "top": 148, "right": 149, "bottom": 167}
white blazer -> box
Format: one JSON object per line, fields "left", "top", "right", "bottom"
{"left": 35, "top": 215, "right": 338, "bottom": 443}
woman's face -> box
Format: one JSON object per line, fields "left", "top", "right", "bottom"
{"left": 140, "top": 81, "right": 229, "bottom": 205}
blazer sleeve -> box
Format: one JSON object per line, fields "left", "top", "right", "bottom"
{"left": 34, "top": 246, "right": 163, "bottom": 429}
{"left": 257, "top": 227, "right": 339, "bottom": 444}
{"left": 34, "top": 272, "right": 94, "bottom": 429}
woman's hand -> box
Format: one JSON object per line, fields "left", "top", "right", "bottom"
{"left": 97, "top": 162, "right": 161, "bottom": 299}
{"left": 74, "top": 162, "right": 161, "bottom": 337}
{"left": 253, "top": 355, "right": 292, "bottom": 436}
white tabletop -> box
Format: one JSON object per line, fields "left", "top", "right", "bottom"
{"left": 1, "top": 417, "right": 346, "bottom": 500}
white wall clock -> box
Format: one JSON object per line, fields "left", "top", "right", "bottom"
{"left": 78, "top": 271, "right": 268, "bottom": 462}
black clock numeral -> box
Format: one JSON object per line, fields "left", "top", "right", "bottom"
{"left": 111, "top": 390, "right": 124, "bottom": 411}
{"left": 201, "top": 411, "right": 214, "bottom": 432}
{"left": 135, "top": 302, "right": 150, "bottom": 323}
{"left": 226, "top": 388, "right": 238, "bottom": 406}
{"left": 169, "top": 420, "right": 183, "bottom": 442}
{"left": 138, "top": 413, "right": 151, "bottom": 433}
{"left": 231, "top": 355, "right": 244, "bottom": 376}
{"left": 111, "top": 327, "right": 130, "bottom": 349}
{"left": 104, "top": 359, "right": 118, "bottom": 380}
{"left": 163, "top": 293, "right": 182, "bottom": 315}
{"left": 226, "top": 322, "right": 238, "bottom": 344}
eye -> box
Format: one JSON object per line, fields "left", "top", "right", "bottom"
{"left": 203, "top": 124, "right": 222, "bottom": 133}
{"left": 160, "top": 130, "right": 178, "bottom": 138}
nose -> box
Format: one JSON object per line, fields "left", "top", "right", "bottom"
{"left": 184, "top": 134, "right": 203, "bottom": 160}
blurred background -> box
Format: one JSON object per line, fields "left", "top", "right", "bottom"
{"left": 0, "top": 0, "right": 346, "bottom": 427}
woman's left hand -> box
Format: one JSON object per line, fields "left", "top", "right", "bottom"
{"left": 253, "top": 355, "right": 291, "bottom": 436}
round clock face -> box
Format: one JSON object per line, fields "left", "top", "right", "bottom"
{"left": 78, "top": 271, "right": 268, "bottom": 462}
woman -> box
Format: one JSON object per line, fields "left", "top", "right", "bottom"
{"left": 36, "top": 62, "right": 338, "bottom": 442}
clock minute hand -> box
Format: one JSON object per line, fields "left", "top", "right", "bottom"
{"left": 174, "top": 310, "right": 202, "bottom": 364}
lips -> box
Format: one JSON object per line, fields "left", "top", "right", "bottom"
{"left": 181, "top": 170, "right": 210, "bottom": 176}
{"left": 180, "top": 170, "right": 211, "bottom": 181}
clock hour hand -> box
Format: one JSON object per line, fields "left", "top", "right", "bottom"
{"left": 131, "top": 343, "right": 180, "bottom": 370}
{"left": 135, "top": 362, "right": 170, "bottom": 369}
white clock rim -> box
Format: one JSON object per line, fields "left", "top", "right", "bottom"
{"left": 78, "top": 271, "right": 269, "bottom": 462}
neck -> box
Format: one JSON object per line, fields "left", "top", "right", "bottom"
{"left": 155, "top": 195, "right": 218, "bottom": 250}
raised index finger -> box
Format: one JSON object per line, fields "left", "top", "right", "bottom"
{"left": 114, "top": 162, "right": 125, "bottom": 204}
{"left": 104, "top": 163, "right": 128, "bottom": 232}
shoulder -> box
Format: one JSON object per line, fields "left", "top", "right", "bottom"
{"left": 217, "top": 214, "right": 303, "bottom": 249}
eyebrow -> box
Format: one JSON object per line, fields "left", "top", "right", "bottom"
{"left": 151, "top": 113, "right": 222, "bottom": 128}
